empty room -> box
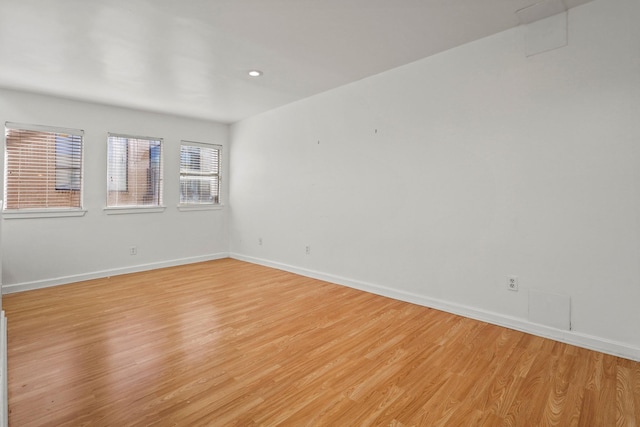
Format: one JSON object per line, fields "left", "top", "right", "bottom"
{"left": 0, "top": 0, "right": 639, "bottom": 425}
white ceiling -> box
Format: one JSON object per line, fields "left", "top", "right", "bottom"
{"left": 0, "top": 0, "right": 593, "bottom": 124}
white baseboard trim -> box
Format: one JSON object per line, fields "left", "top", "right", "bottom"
{"left": 2, "top": 253, "right": 230, "bottom": 294}
{"left": 230, "top": 253, "right": 640, "bottom": 362}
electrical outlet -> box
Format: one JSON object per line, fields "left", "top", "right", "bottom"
{"left": 507, "top": 275, "right": 518, "bottom": 291}
{"left": 305, "top": 245, "right": 311, "bottom": 255}
{"left": 258, "top": 237, "right": 263, "bottom": 246}
{"left": 129, "top": 246, "right": 137, "bottom": 255}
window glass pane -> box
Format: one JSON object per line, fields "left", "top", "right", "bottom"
{"left": 55, "top": 134, "right": 82, "bottom": 191}
{"left": 107, "top": 137, "right": 128, "bottom": 192}
{"left": 107, "top": 135, "right": 163, "bottom": 207}
{"left": 179, "top": 143, "right": 220, "bottom": 205}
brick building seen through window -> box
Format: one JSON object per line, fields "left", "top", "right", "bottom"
{"left": 4, "top": 123, "right": 83, "bottom": 210}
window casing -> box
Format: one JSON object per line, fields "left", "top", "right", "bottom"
{"left": 179, "top": 142, "right": 221, "bottom": 205}
{"left": 107, "top": 134, "right": 163, "bottom": 207}
{"left": 4, "top": 122, "right": 84, "bottom": 211}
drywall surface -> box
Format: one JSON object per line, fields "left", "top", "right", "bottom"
{"left": 230, "top": 0, "right": 640, "bottom": 359}
{"left": 0, "top": 89, "right": 229, "bottom": 291}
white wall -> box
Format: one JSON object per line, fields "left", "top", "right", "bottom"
{"left": 0, "top": 89, "right": 229, "bottom": 291}
{"left": 230, "top": 0, "right": 640, "bottom": 359}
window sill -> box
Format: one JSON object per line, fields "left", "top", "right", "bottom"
{"left": 104, "top": 206, "right": 166, "bottom": 215}
{"left": 3, "top": 209, "right": 87, "bottom": 219}
{"left": 177, "top": 204, "right": 224, "bottom": 212}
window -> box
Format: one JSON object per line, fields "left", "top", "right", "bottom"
{"left": 55, "top": 134, "right": 82, "bottom": 191}
{"left": 107, "top": 134, "right": 163, "bottom": 207}
{"left": 4, "top": 122, "right": 83, "bottom": 210}
{"left": 180, "top": 142, "right": 221, "bottom": 205}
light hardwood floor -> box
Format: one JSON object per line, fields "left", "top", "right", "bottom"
{"left": 4, "top": 259, "right": 640, "bottom": 426}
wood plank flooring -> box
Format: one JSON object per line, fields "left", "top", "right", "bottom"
{"left": 3, "top": 258, "right": 640, "bottom": 426}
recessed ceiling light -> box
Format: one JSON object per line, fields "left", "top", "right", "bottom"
{"left": 248, "top": 70, "right": 263, "bottom": 77}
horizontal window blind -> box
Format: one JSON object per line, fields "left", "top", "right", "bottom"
{"left": 4, "top": 122, "right": 83, "bottom": 210}
{"left": 180, "top": 142, "right": 221, "bottom": 205}
{"left": 107, "top": 134, "right": 163, "bottom": 207}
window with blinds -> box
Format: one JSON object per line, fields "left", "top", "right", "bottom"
{"left": 107, "top": 134, "right": 163, "bottom": 207}
{"left": 4, "top": 122, "right": 83, "bottom": 210}
{"left": 180, "top": 142, "right": 221, "bottom": 205}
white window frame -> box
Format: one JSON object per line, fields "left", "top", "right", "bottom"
{"left": 104, "top": 133, "right": 165, "bottom": 215}
{"left": 178, "top": 141, "right": 222, "bottom": 211}
{"left": 3, "top": 122, "right": 86, "bottom": 219}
